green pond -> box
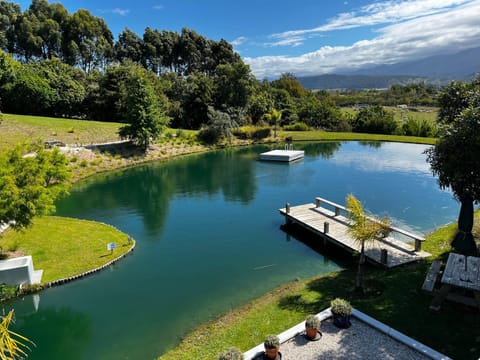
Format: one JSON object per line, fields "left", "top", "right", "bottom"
{"left": 8, "top": 142, "right": 458, "bottom": 359}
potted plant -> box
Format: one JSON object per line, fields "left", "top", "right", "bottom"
{"left": 304, "top": 315, "right": 321, "bottom": 341}
{"left": 218, "top": 346, "right": 243, "bottom": 360}
{"left": 330, "top": 298, "right": 352, "bottom": 328}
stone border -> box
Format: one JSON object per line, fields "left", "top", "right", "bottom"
{"left": 243, "top": 307, "right": 451, "bottom": 360}
{"left": 45, "top": 240, "right": 135, "bottom": 288}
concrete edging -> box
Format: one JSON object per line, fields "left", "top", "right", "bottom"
{"left": 243, "top": 307, "right": 451, "bottom": 360}
{"left": 45, "top": 240, "right": 136, "bottom": 288}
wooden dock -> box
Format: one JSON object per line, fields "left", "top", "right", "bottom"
{"left": 279, "top": 197, "right": 431, "bottom": 268}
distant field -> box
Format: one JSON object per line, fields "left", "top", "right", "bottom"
{"left": 341, "top": 106, "right": 439, "bottom": 123}
{"left": 0, "top": 113, "right": 123, "bottom": 151}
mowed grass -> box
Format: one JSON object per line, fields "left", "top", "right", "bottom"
{"left": 159, "top": 212, "right": 480, "bottom": 360}
{"left": 0, "top": 113, "right": 123, "bottom": 152}
{"left": 279, "top": 130, "right": 436, "bottom": 145}
{"left": 0, "top": 216, "right": 134, "bottom": 283}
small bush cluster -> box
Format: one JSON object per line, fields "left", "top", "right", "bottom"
{"left": 283, "top": 122, "right": 310, "bottom": 131}
{"left": 217, "top": 347, "right": 243, "bottom": 360}
{"left": 233, "top": 126, "right": 271, "bottom": 140}
{"left": 198, "top": 126, "right": 222, "bottom": 145}
{"left": 400, "top": 117, "right": 437, "bottom": 137}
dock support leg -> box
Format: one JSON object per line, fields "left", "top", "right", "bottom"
{"left": 415, "top": 239, "right": 422, "bottom": 252}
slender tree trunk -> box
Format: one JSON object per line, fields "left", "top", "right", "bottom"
{"left": 356, "top": 241, "right": 365, "bottom": 292}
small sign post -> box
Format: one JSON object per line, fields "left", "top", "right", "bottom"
{"left": 107, "top": 242, "right": 117, "bottom": 254}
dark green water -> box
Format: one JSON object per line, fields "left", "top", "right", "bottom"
{"left": 8, "top": 142, "right": 458, "bottom": 359}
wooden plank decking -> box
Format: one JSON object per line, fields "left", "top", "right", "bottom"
{"left": 279, "top": 200, "right": 431, "bottom": 268}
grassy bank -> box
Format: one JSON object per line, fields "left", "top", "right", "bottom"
{"left": 159, "top": 213, "right": 480, "bottom": 360}
{"left": 0, "top": 216, "right": 134, "bottom": 283}
{"left": 0, "top": 113, "right": 123, "bottom": 152}
{"left": 279, "top": 130, "right": 436, "bottom": 145}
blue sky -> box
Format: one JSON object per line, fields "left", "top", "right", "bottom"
{"left": 16, "top": 0, "right": 480, "bottom": 78}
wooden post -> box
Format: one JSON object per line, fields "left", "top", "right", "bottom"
{"left": 380, "top": 249, "right": 388, "bottom": 265}
{"left": 335, "top": 207, "right": 340, "bottom": 216}
{"left": 316, "top": 198, "right": 320, "bottom": 208}
{"left": 415, "top": 239, "right": 421, "bottom": 252}
{"left": 324, "top": 221, "right": 329, "bottom": 234}
{"left": 285, "top": 203, "right": 291, "bottom": 225}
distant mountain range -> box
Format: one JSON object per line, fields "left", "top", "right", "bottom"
{"left": 298, "top": 47, "right": 480, "bottom": 90}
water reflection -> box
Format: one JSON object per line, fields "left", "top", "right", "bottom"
{"left": 331, "top": 142, "right": 432, "bottom": 174}
{"left": 14, "top": 306, "right": 92, "bottom": 360}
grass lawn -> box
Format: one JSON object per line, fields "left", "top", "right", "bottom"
{"left": 159, "top": 212, "right": 480, "bottom": 360}
{"left": 279, "top": 130, "right": 436, "bottom": 145}
{"left": 0, "top": 216, "right": 134, "bottom": 283}
{"left": 0, "top": 113, "right": 123, "bottom": 152}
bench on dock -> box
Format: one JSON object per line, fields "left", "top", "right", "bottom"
{"left": 281, "top": 196, "right": 431, "bottom": 268}
{"left": 315, "top": 197, "right": 426, "bottom": 252}
{"left": 421, "top": 260, "right": 441, "bottom": 292}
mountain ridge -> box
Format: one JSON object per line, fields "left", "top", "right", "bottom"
{"left": 298, "top": 47, "right": 480, "bottom": 90}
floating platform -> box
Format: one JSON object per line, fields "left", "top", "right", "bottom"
{"left": 279, "top": 197, "right": 431, "bottom": 268}
{"left": 260, "top": 149, "right": 304, "bottom": 162}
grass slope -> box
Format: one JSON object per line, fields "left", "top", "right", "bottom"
{"left": 0, "top": 216, "right": 133, "bottom": 283}
{"left": 0, "top": 113, "right": 122, "bottom": 152}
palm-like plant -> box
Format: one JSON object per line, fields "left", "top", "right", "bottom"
{"left": 346, "top": 194, "right": 391, "bottom": 293}
{"left": 0, "top": 310, "right": 34, "bottom": 360}
{"left": 265, "top": 108, "right": 282, "bottom": 138}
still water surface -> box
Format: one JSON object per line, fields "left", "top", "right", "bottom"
{"left": 9, "top": 142, "right": 458, "bottom": 359}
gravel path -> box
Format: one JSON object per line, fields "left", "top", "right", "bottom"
{"left": 280, "top": 317, "right": 431, "bottom": 360}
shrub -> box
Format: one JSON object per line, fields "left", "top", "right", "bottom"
{"left": 198, "top": 126, "right": 221, "bottom": 145}
{"left": 401, "top": 117, "right": 437, "bottom": 137}
{"left": 251, "top": 127, "right": 271, "bottom": 140}
{"left": 217, "top": 347, "right": 243, "bottom": 360}
{"left": 330, "top": 298, "right": 352, "bottom": 316}
{"left": 284, "top": 122, "right": 310, "bottom": 131}
{"left": 79, "top": 160, "right": 88, "bottom": 167}
{"left": 353, "top": 105, "right": 397, "bottom": 135}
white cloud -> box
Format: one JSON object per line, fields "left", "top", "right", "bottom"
{"left": 231, "top": 36, "right": 247, "bottom": 47}
{"left": 245, "top": 0, "right": 480, "bottom": 78}
{"left": 272, "top": 0, "right": 473, "bottom": 41}
{"left": 153, "top": 5, "right": 164, "bottom": 11}
{"left": 98, "top": 8, "right": 130, "bottom": 16}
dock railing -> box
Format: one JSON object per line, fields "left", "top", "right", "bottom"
{"left": 314, "top": 196, "right": 425, "bottom": 252}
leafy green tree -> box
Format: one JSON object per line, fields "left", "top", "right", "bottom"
{"left": 247, "top": 87, "right": 274, "bottom": 125}
{"left": 115, "top": 28, "right": 143, "bottom": 64}
{"left": 425, "top": 78, "right": 480, "bottom": 255}
{"left": 1, "top": 63, "right": 55, "bottom": 115}
{"left": 119, "top": 69, "right": 169, "bottom": 150}
{"left": 213, "top": 61, "right": 254, "bottom": 110}
{"left": 270, "top": 88, "right": 297, "bottom": 125}
{"left": 352, "top": 105, "right": 397, "bottom": 134}
{"left": 0, "top": 1, "right": 21, "bottom": 52}
{"left": 176, "top": 72, "right": 214, "bottom": 129}
{"left": 271, "top": 73, "right": 306, "bottom": 98}
{"left": 63, "top": 9, "right": 113, "bottom": 71}
{"left": 297, "top": 93, "right": 345, "bottom": 130}
{"left": 0, "top": 145, "right": 71, "bottom": 230}
{"left": 1, "top": 59, "right": 86, "bottom": 117}
{"left": 346, "top": 194, "right": 390, "bottom": 293}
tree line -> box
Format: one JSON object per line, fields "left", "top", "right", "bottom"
{"left": 1, "top": 0, "right": 440, "bottom": 140}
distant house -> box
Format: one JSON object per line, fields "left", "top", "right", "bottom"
{"left": 397, "top": 104, "right": 408, "bottom": 109}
